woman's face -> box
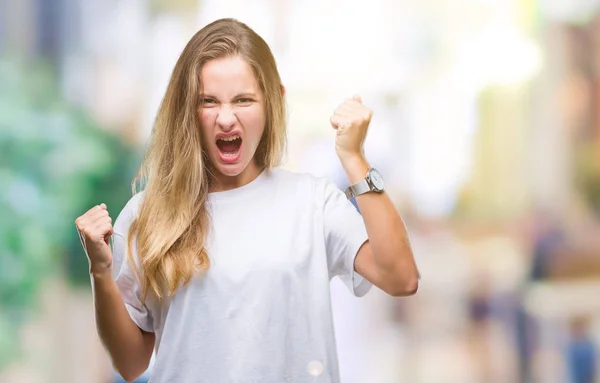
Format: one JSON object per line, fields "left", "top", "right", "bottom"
{"left": 198, "top": 55, "right": 266, "bottom": 190}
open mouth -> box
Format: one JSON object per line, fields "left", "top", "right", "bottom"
{"left": 216, "top": 134, "right": 242, "bottom": 158}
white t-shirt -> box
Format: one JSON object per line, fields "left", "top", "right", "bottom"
{"left": 111, "top": 168, "right": 371, "bottom": 382}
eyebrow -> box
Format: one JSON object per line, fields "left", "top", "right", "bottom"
{"left": 199, "top": 93, "right": 258, "bottom": 99}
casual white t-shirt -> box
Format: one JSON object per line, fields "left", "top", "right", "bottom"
{"left": 111, "top": 168, "right": 371, "bottom": 382}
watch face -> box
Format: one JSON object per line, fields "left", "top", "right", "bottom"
{"left": 369, "top": 168, "right": 384, "bottom": 191}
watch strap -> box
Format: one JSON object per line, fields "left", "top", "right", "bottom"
{"left": 344, "top": 178, "right": 371, "bottom": 199}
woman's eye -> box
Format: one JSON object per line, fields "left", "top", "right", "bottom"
{"left": 235, "top": 98, "right": 253, "bottom": 105}
{"left": 200, "top": 98, "right": 217, "bottom": 106}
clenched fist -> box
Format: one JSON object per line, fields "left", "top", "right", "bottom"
{"left": 329, "top": 95, "right": 373, "bottom": 161}
{"left": 75, "top": 203, "right": 114, "bottom": 276}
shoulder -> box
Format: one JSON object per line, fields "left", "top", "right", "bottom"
{"left": 113, "top": 191, "right": 145, "bottom": 236}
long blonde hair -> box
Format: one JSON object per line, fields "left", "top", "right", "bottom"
{"left": 127, "top": 18, "right": 286, "bottom": 301}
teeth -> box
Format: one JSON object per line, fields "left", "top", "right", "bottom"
{"left": 218, "top": 135, "right": 240, "bottom": 142}
{"left": 222, "top": 152, "right": 238, "bottom": 157}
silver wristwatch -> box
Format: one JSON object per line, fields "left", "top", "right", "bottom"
{"left": 344, "top": 167, "right": 385, "bottom": 199}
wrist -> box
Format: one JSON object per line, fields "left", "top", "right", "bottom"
{"left": 90, "top": 263, "right": 113, "bottom": 280}
{"left": 339, "top": 154, "right": 370, "bottom": 184}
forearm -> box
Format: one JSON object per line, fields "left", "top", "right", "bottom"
{"left": 92, "top": 272, "right": 153, "bottom": 381}
{"left": 342, "top": 156, "right": 419, "bottom": 280}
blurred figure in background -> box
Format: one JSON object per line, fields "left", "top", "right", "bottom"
{"left": 566, "top": 316, "right": 597, "bottom": 383}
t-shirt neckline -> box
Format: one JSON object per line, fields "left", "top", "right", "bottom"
{"left": 208, "top": 168, "right": 271, "bottom": 203}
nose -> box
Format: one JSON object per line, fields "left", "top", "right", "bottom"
{"left": 215, "top": 104, "right": 236, "bottom": 131}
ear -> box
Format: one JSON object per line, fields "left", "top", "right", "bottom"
{"left": 281, "top": 84, "right": 286, "bottom": 97}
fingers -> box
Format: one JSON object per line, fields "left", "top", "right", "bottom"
{"left": 330, "top": 94, "right": 373, "bottom": 133}
{"left": 76, "top": 211, "right": 109, "bottom": 231}
{"left": 102, "top": 224, "right": 115, "bottom": 246}
{"left": 333, "top": 97, "right": 371, "bottom": 118}
{"left": 330, "top": 115, "right": 348, "bottom": 130}
{"left": 334, "top": 104, "right": 356, "bottom": 118}
{"left": 74, "top": 204, "right": 113, "bottom": 240}
{"left": 76, "top": 205, "right": 104, "bottom": 224}
{"left": 92, "top": 215, "right": 113, "bottom": 231}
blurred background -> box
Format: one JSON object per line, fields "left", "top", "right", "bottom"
{"left": 2, "top": 0, "right": 600, "bottom": 382}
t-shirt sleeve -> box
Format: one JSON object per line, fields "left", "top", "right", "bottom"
{"left": 112, "top": 201, "right": 155, "bottom": 333}
{"left": 322, "top": 179, "right": 372, "bottom": 297}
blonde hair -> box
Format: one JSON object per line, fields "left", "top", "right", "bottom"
{"left": 127, "top": 18, "right": 286, "bottom": 301}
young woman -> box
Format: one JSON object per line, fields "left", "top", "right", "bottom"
{"left": 75, "top": 18, "right": 419, "bottom": 383}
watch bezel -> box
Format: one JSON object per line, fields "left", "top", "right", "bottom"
{"left": 367, "top": 168, "right": 385, "bottom": 192}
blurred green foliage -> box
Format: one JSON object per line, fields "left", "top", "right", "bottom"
{"left": 0, "top": 58, "right": 141, "bottom": 368}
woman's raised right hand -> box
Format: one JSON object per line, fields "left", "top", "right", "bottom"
{"left": 75, "top": 203, "right": 114, "bottom": 276}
